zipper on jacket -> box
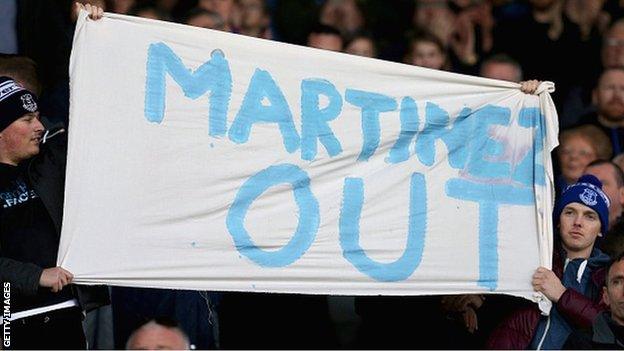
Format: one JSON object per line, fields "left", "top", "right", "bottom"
{"left": 536, "top": 316, "right": 551, "bottom": 350}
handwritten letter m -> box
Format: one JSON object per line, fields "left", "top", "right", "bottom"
{"left": 144, "top": 42, "right": 233, "bottom": 136}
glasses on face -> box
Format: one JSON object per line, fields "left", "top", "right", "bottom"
{"left": 605, "top": 38, "right": 624, "bottom": 47}
{"left": 559, "top": 148, "right": 596, "bottom": 159}
{"left": 598, "top": 83, "right": 624, "bottom": 93}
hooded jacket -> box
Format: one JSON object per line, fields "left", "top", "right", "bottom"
{"left": 486, "top": 246, "right": 609, "bottom": 349}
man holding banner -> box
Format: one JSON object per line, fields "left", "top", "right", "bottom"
{"left": 0, "top": 5, "right": 106, "bottom": 350}
{"left": 0, "top": 76, "right": 108, "bottom": 348}
{"left": 488, "top": 174, "right": 611, "bottom": 349}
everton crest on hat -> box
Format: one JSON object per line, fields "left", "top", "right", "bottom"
{"left": 0, "top": 76, "right": 39, "bottom": 132}
{"left": 554, "top": 174, "right": 610, "bottom": 235}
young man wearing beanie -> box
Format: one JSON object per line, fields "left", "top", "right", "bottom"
{"left": 0, "top": 76, "right": 108, "bottom": 349}
{"left": 487, "top": 174, "right": 612, "bottom": 349}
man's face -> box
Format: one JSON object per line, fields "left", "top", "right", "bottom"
{"left": 559, "top": 202, "right": 602, "bottom": 256}
{"left": 239, "top": 0, "right": 267, "bottom": 29}
{"left": 307, "top": 33, "right": 343, "bottom": 52}
{"left": 345, "top": 37, "right": 375, "bottom": 58}
{"left": 198, "top": 0, "right": 233, "bottom": 20}
{"left": 187, "top": 13, "right": 224, "bottom": 30}
{"left": 594, "top": 69, "right": 624, "bottom": 122}
{"left": 604, "top": 259, "right": 624, "bottom": 326}
{"left": 127, "top": 324, "right": 189, "bottom": 350}
{"left": 0, "top": 112, "right": 44, "bottom": 165}
{"left": 603, "top": 23, "right": 624, "bottom": 68}
{"left": 558, "top": 136, "right": 597, "bottom": 184}
{"left": 411, "top": 41, "right": 446, "bottom": 70}
{"left": 586, "top": 164, "right": 624, "bottom": 227}
{"left": 480, "top": 62, "right": 521, "bottom": 82}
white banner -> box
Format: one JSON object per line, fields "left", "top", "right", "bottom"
{"left": 59, "top": 12, "right": 558, "bottom": 307}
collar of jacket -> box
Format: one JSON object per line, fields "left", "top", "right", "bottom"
{"left": 553, "top": 244, "right": 609, "bottom": 286}
{"left": 593, "top": 312, "right": 624, "bottom": 347}
{"left": 0, "top": 161, "right": 23, "bottom": 186}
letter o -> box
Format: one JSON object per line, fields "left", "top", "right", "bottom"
{"left": 226, "top": 164, "right": 319, "bottom": 267}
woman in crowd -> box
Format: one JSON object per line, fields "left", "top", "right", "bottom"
{"left": 556, "top": 124, "right": 612, "bottom": 194}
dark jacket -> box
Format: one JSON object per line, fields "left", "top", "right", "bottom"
{"left": 601, "top": 216, "right": 624, "bottom": 258}
{"left": 564, "top": 311, "right": 624, "bottom": 349}
{"left": 486, "top": 248, "right": 608, "bottom": 349}
{"left": 0, "top": 126, "right": 108, "bottom": 312}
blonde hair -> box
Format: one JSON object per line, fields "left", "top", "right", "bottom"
{"left": 559, "top": 124, "right": 612, "bottom": 160}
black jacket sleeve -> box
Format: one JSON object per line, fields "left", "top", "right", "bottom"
{"left": 0, "top": 256, "right": 42, "bottom": 296}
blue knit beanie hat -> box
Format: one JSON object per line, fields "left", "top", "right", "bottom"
{"left": 554, "top": 174, "right": 610, "bottom": 235}
{"left": 0, "top": 76, "right": 38, "bottom": 132}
